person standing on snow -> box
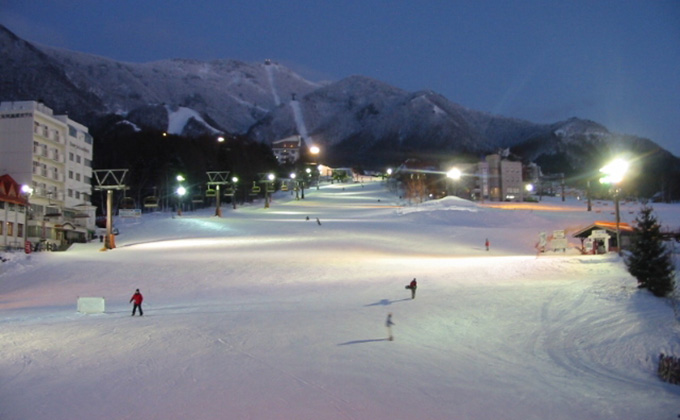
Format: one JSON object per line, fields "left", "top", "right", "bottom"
{"left": 385, "top": 313, "right": 395, "bottom": 341}
{"left": 130, "top": 288, "right": 144, "bottom": 316}
{"left": 485, "top": 238, "right": 490, "bottom": 251}
{"left": 406, "top": 278, "right": 417, "bottom": 299}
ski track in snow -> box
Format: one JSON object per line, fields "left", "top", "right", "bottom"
{"left": 290, "top": 99, "right": 309, "bottom": 140}
{"left": 265, "top": 64, "right": 281, "bottom": 106}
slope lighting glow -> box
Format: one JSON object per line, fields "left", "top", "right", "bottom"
{"left": 599, "top": 158, "right": 629, "bottom": 184}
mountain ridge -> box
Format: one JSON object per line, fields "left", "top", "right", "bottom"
{"left": 1, "top": 24, "right": 678, "bottom": 198}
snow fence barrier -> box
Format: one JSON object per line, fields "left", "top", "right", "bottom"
{"left": 77, "top": 297, "right": 106, "bottom": 314}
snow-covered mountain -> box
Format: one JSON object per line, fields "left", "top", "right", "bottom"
{"left": 248, "top": 76, "right": 563, "bottom": 166}
{"left": 1, "top": 23, "right": 678, "bottom": 191}
{"left": 0, "top": 25, "right": 321, "bottom": 135}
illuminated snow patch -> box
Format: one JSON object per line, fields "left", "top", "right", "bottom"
{"left": 127, "top": 236, "right": 305, "bottom": 250}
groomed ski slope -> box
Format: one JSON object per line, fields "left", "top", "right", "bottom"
{"left": 1, "top": 179, "right": 679, "bottom": 420}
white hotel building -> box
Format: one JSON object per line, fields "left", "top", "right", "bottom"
{"left": 0, "top": 101, "right": 96, "bottom": 249}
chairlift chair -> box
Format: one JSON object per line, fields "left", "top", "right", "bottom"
{"left": 143, "top": 196, "right": 159, "bottom": 208}
{"left": 250, "top": 181, "right": 261, "bottom": 195}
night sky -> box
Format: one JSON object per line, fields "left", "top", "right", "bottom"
{"left": 2, "top": 0, "right": 678, "bottom": 155}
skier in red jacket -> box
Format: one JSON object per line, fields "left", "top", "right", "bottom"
{"left": 130, "top": 289, "right": 143, "bottom": 316}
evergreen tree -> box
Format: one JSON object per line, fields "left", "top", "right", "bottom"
{"left": 625, "top": 206, "right": 675, "bottom": 297}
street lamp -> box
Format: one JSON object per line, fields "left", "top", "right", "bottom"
{"left": 176, "top": 186, "right": 186, "bottom": 215}
{"left": 299, "top": 168, "right": 312, "bottom": 199}
{"left": 265, "top": 173, "right": 275, "bottom": 208}
{"left": 600, "top": 158, "right": 629, "bottom": 255}
{"left": 231, "top": 176, "right": 239, "bottom": 209}
{"left": 21, "top": 185, "right": 33, "bottom": 251}
{"left": 447, "top": 167, "right": 462, "bottom": 196}
{"left": 290, "top": 173, "right": 299, "bottom": 199}
{"left": 447, "top": 168, "right": 461, "bottom": 180}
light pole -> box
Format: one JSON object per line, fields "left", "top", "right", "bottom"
{"left": 291, "top": 173, "right": 299, "bottom": 199}
{"left": 265, "top": 173, "right": 275, "bottom": 208}
{"left": 303, "top": 168, "right": 312, "bottom": 198}
{"left": 308, "top": 146, "right": 321, "bottom": 189}
{"left": 21, "top": 185, "right": 33, "bottom": 252}
{"left": 176, "top": 186, "right": 186, "bottom": 215}
{"left": 447, "top": 167, "right": 462, "bottom": 197}
{"left": 600, "top": 158, "right": 629, "bottom": 255}
{"left": 300, "top": 170, "right": 307, "bottom": 199}
{"left": 176, "top": 175, "right": 186, "bottom": 216}
{"left": 524, "top": 184, "right": 534, "bottom": 200}
{"left": 231, "top": 176, "right": 238, "bottom": 209}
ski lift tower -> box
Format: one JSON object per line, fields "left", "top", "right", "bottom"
{"left": 207, "top": 171, "right": 230, "bottom": 217}
{"left": 93, "top": 169, "right": 128, "bottom": 250}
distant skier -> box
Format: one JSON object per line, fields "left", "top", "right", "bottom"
{"left": 485, "top": 238, "right": 490, "bottom": 251}
{"left": 405, "top": 278, "right": 417, "bottom": 299}
{"left": 385, "top": 313, "right": 395, "bottom": 341}
{"left": 130, "top": 288, "right": 144, "bottom": 316}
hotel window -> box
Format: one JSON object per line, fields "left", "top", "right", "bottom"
{"left": 7, "top": 222, "right": 13, "bottom": 237}
{"left": 18, "top": 223, "right": 23, "bottom": 238}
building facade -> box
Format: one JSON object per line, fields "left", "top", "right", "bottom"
{"left": 499, "top": 159, "right": 523, "bottom": 201}
{"left": 272, "top": 136, "right": 302, "bottom": 164}
{"left": 0, "top": 101, "right": 95, "bottom": 249}
{"left": 471, "top": 154, "right": 525, "bottom": 202}
{"left": 0, "top": 174, "right": 29, "bottom": 250}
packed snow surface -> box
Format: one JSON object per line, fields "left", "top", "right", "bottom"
{"left": 1, "top": 179, "right": 679, "bottom": 420}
